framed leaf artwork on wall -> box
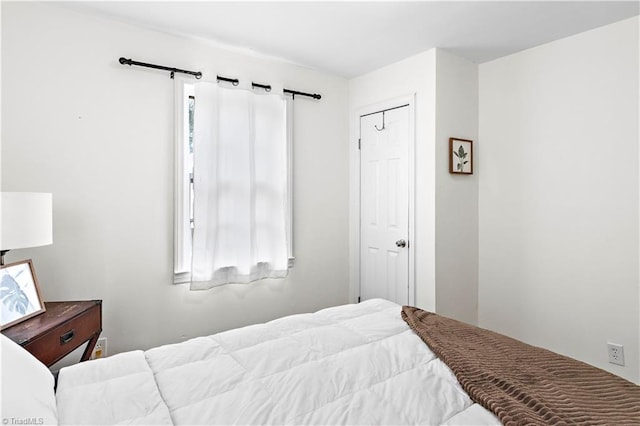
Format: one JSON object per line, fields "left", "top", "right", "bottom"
{"left": 449, "top": 138, "right": 473, "bottom": 175}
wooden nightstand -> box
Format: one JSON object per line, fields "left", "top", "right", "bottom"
{"left": 2, "top": 300, "right": 102, "bottom": 367}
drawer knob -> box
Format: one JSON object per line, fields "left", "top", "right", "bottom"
{"left": 60, "top": 329, "right": 75, "bottom": 344}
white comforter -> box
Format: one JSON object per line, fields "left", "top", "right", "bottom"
{"left": 56, "top": 299, "right": 500, "bottom": 425}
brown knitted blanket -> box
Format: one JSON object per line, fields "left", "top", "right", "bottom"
{"left": 401, "top": 306, "right": 640, "bottom": 425}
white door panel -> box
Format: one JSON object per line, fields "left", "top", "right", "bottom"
{"left": 360, "top": 106, "right": 410, "bottom": 305}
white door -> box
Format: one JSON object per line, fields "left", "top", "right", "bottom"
{"left": 360, "top": 105, "right": 410, "bottom": 305}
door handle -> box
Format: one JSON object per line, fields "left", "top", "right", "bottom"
{"left": 395, "top": 239, "right": 407, "bottom": 248}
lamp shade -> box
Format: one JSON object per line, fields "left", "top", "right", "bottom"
{"left": 0, "top": 192, "right": 53, "bottom": 251}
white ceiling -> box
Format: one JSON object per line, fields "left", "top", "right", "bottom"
{"left": 63, "top": 1, "right": 639, "bottom": 78}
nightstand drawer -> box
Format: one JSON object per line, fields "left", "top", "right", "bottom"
{"left": 22, "top": 303, "right": 101, "bottom": 366}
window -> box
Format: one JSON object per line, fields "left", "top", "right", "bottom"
{"left": 174, "top": 84, "right": 195, "bottom": 284}
{"left": 174, "top": 81, "right": 293, "bottom": 288}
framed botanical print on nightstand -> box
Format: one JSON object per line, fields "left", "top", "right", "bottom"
{"left": 0, "top": 259, "right": 46, "bottom": 330}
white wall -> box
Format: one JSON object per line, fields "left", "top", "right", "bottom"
{"left": 478, "top": 17, "right": 639, "bottom": 383}
{"left": 349, "top": 50, "right": 437, "bottom": 311}
{"left": 1, "top": 2, "right": 350, "bottom": 356}
{"left": 435, "top": 50, "right": 479, "bottom": 325}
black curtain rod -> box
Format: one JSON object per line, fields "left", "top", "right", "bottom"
{"left": 252, "top": 82, "right": 272, "bottom": 92}
{"left": 217, "top": 75, "right": 239, "bottom": 86}
{"left": 217, "top": 75, "right": 321, "bottom": 100}
{"left": 283, "top": 88, "right": 321, "bottom": 100}
{"left": 119, "top": 57, "right": 202, "bottom": 79}
{"left": 119, "top": 59, "right": 319, "bottom": 100}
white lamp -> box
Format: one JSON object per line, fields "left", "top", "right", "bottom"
{"left": 0, "top": 192, "right": 53, "bottom": 266}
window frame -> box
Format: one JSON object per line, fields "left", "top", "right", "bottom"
{"left": 174, "top": 82, "right": 294, "bottom": 284}
{"left": 174, "top": 83, "right": 195, "bottom": 284}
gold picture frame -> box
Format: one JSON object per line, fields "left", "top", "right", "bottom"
{"left": 1, "top": 259, "right": 46, "bottom": 330}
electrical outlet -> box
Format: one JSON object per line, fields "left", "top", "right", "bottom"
{"left": 92, "top": 337, "right": 108, "bottom": 359}
{"left": 607, "top": 343, "right": 625, "bottom": 366}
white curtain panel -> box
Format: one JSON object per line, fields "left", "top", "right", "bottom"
{"left": 190, "top": 83, "right": 289, "bottom": 289}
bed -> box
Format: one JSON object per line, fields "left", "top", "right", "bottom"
{"left": 2, "top": 298, "right": 638, "bottom": 425}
